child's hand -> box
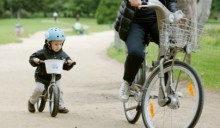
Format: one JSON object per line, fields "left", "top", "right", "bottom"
{"left": 33, "top": 58, "right": 40, "bottom": 64}
{"left": 66, "top": 59, "right": 76, "bottom": 66}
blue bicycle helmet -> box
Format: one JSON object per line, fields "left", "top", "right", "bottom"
{"left": 45, "top": 27, "right": 65, "bottom": 42}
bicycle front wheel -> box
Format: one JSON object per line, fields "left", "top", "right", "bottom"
{"left": 49, "top": 85, "right": 60, "bottom": 117}
{"left": 142, "top": 61, "right": 204, "bottom": 128}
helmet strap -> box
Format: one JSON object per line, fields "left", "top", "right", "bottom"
{"left": 46, "top": 41, "right": 52, "bottom": 50}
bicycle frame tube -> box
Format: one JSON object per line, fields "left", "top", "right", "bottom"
{"left": 140, "top": 0, "right": 172, "bottom": 57}
{"left": 47, "top": 74, "right": 56, "bottom": 97}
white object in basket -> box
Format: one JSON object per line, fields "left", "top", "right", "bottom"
{"left": 45, "top": 59, "right": 65, "bottom": 74}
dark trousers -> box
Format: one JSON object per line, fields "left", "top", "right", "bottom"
{"left": 123, "top": 22, "right": 159, "bottom": 83}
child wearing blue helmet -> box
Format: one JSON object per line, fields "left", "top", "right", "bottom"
{"left": 28, "top": 27, "right": 75, "bottom": 113}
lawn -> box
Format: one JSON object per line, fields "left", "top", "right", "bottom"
{"left": 0, "top": 18, "right": 111, "bottom": 44}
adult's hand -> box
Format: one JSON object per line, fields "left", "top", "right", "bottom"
{"left": 129, "top": 0, "right": 142, "bottom": 7}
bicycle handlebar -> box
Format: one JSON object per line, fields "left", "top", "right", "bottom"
{"left": 39, "top": 60, "right": 45, "bottom": 63}
{"left": 138, "top": 0, "right": 185, "bottom": 26}
{"left": 39, "top": 59, "right": 76, "bottom": 65}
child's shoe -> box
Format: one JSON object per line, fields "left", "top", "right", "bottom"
{"left": 28, "top": 100, "right": 35, "bottom": 113}
{"left": 59, "top": 107, "right": 69, "bottom": 113}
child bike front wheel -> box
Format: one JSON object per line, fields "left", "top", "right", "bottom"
{"left": 49, "top": 85, "right": 60, "bottom": 117}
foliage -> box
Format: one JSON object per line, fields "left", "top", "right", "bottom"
{"left": 210, "top": 0, "right": 220, "bottom": 19}
{"left": 211, "top": 0, "right": 220, "bottom": 12}
{"left": 0, "top": 0, "right": 102, "bottom": 18}
{"left": 64, "top": 0, "right": 101, "bottom": 17}
{"left": 95, "top": 0, "right": 121, "bottom": 24}
{"left": 0, "top": 0, "right": 3, "bottom": 15}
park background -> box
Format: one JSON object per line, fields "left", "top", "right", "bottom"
{"left": 0, "top": 0, "right": 219, "bottom": 91}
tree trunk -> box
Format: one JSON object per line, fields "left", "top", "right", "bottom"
{"left": 178, "top": 0, "right": 212, "bottom": 64}
{"left": 197, "top": 0, "right": 213, "bottom": 27}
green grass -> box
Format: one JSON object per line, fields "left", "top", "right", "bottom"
{"left": 107, "top": 23, "right": 220, "bottom": 91}
{"left": 0, "top": 18, "right": 111, "bottom": 44}
{"left": 191, "top": 24, "right": 220, "bottom": 91}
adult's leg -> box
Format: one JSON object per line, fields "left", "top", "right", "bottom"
{"left": 124, "top": 23, "right": 146, "bottom": 83}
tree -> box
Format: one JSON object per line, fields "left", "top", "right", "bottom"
{"left": 178, "top": 0, "right": 213, "bottom": 64}
{"left": 64, "top": 0, "right": 101, "bottom": 18}
{"left": 95, "top": 0, "right": 121, "bottom": 24}
{"left": 1, "top": 0, "right": 102, "bottom": 18}
{"left": 210, "top": 0, "right": 220, "bottom": 19}
{"left": 0, "top": 0, "right": 3, "bottom": 16}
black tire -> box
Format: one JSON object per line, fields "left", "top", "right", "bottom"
{"left": 141, "top": 61, "right": 204, "bottom": 128}
{"left": 49, "top": 85, "right": 60, "bottom": 117}
{"left": 37, "top": 90, "right": 47, "bottom": 112}
{"left": 124, "top": 61, "right": 146, "bottom": 124}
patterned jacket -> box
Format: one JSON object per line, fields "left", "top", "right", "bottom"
{"left": 114, "top": 0, "right": 178, "bottom": 41}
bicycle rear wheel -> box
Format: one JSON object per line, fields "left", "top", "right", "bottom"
{"left": 124, "top": 62, "right": 146, "bottom": 124}
{"left": 49, "top": 85, "right": 59, "bottom": 117}
{"left": 142, "top": 61, "right": 204, "bottom": 128}
{"left": 37, "top": 90, "right": 47, "bottom": 112}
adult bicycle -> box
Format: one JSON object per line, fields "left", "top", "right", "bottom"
{"left": 123, "top": 0, "right": 204, "bottom": 127}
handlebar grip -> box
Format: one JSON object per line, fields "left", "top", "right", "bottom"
{"left": 138, "top": 1, "right": 148, "bottom": 9}
{"left": 39, "top": 60, "right": 44, "bottom": 63}
{"left": 142, "top": 1, "right": 148, "bottom": 5}
{"left": 64, "top": 60, "right": 76, "bottom": 66}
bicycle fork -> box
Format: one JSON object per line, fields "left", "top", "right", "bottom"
{"left": 158, "top": 58, "right": 170, "bottom": 107}
{"left": 158, "top": 58, "right": 180, "bottom": 109}
{"left": 47, "top": 74, "right": 56, "bottom": 100}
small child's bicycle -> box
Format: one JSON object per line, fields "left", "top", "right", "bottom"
{"left": 36, "top": 59, "right": 65, "bottom": 117}
{"left": 123, "top": 0, "right": 204, "bottom": 128}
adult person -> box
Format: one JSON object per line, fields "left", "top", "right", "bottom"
{"left": 53, "top": 11, "right": 58, "bottom": 22}
{"left": 114, "top": 0, "right": 178, "bottom": 102}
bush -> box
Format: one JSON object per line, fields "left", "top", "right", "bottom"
{"left": 95, "top": 0, "right": 121, "bottom": 24}
{"left": 20, "top": 9, "right": 31, "bottom": 18}
{"left": 1, "top": 11, "right": 12, "bottom": 18}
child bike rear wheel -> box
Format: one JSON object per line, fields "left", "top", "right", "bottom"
{"left": 49, "top": 85, "right": 60, "bottom": 117}
{"left": 141, "top": 61, "right": 204, "bottom": 128}
{"left": 37, "top": 90, "right": 47, "bottom": 112}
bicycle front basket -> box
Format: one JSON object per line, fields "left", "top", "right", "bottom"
{"left": 44, "top": 59, "right": 65, "bottom": 74}
{"left": 160, "top": 18, "right": 203, "bottom": 50}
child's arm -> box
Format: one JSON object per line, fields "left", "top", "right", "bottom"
{"left": 29, "top": 50, "right": 44, "bottom": 67}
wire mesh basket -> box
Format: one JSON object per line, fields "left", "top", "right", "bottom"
{"left": 160, "top": 18, "right": 203, "bottom": 50}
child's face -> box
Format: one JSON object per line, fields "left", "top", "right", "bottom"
{"left": 50, "top": 40, "right": 63, "bottom": 52}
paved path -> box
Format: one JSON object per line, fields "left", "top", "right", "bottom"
{"left": 0, "top": 31, "right": 219, "bottom": 128}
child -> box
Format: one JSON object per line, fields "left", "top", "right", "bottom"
{"left": 28, "top": 27, "right": 75, "bottom": 113}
